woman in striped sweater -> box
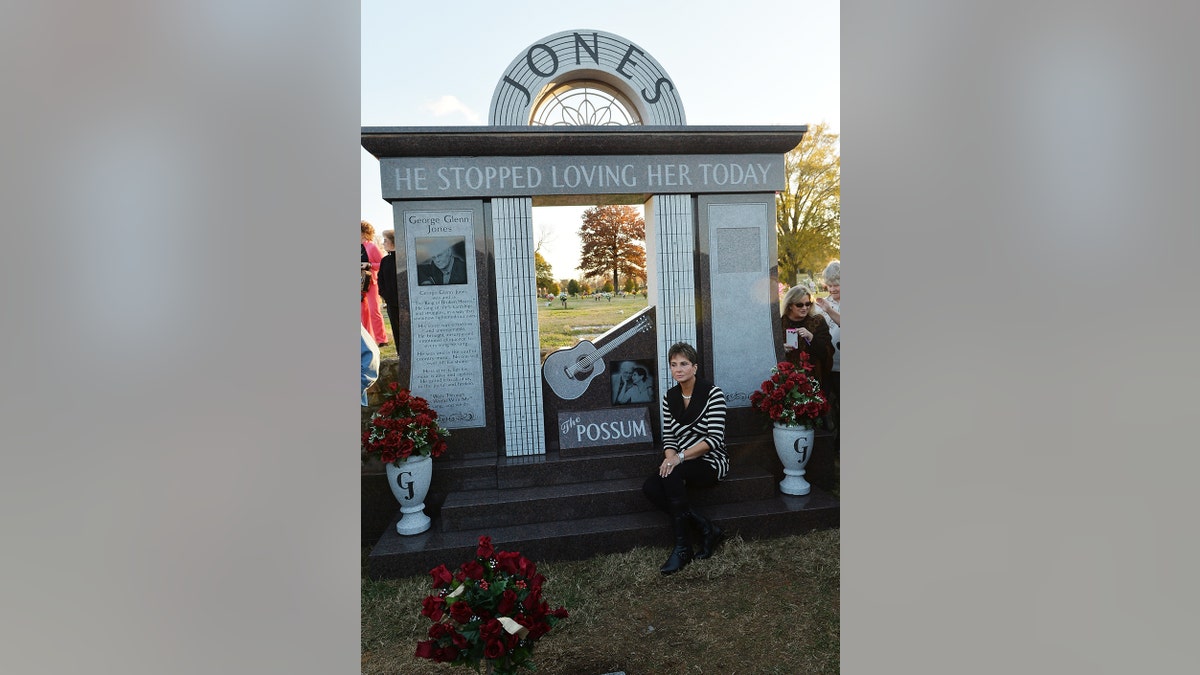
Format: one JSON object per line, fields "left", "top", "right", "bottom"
{"left": 642, "top": 342, "right": 730, "bottom": 575}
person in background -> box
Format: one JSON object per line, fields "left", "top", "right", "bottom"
{"left": 361, "top": 325, "right": 379, "bottom": 406}
{"left": 377, "top": 229, "right": 401, "bottom": 349}
{"left": 642, "top": 342, "right": 728, "bottom": 575}
{"left": 361, "top": 220, "right": 388, "bottom": 347}
{"left": 813, "top": 260, "right": 840, "bottom": 416}
{"left": 780, "top": 284, "right": 834, "bottom": 397}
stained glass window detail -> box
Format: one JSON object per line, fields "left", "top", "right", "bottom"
{"left": 530, "top": 81, "right": 642, "bottom": 126}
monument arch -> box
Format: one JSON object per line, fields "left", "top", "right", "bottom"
{"left": 490, "top": 30, "right": 686, "bottom": 126}
{"left": 362, "top": 29, "right": 833, "bottom": 577}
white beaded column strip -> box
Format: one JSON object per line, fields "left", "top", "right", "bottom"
{"left": 490, "top": 197, "right": 546, "bottom": 457}
{"left": 644, "top": 193, "right": 697, "bottom": 398}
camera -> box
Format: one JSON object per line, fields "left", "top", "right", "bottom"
{"left": 360, "top": 264, "right": 372, "bottom": 294}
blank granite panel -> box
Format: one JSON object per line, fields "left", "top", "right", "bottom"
{"left": 715, "top": 227, "right": 763, "bottom": 274}
{"left": 703, "top": 198, "right": 778, "bottom": 409}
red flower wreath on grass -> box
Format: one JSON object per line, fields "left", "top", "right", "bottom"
{"left": 414, "top": 536, "right": 569, "bottom": 675}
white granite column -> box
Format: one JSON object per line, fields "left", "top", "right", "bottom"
{"left": 644, "top": 193, "right": 697, "bottom": 397}
{"left": 490, "top": 197, "right": 546, "bottom": 456}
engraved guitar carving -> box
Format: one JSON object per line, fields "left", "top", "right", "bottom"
{"left": 543, "top": 316, "right": 652, "bottom": 400}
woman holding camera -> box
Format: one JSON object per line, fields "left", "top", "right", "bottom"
{"left": 780, "top": 284, "right": 833, "bottom": 393}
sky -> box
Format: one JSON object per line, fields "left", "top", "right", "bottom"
{"left": 362, "top": 0, "right": 839, "bottom": 280}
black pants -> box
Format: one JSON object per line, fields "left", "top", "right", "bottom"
{"left": 643, "top": 459, "right": 720, "bottom": 512}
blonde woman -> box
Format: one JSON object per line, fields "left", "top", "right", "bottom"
{"left": 780, "top": 285, "right": 833, "bottom": 392}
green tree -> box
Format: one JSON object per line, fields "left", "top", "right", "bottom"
{"left": 776, "top": 122, "right": 840, "bottom": 285}
{"left": 546, "top": 281, "right": 560, "bottom": 295}
{"left": 534, "top": 250, "right": 555, "bottom": 292}
{"left": 578, "top": 205, "right": 645, "bottom": 292}
{"left": 602, "top": 281, "right": 614, "bottom": 293}
{"left": 567, "top": 279, "right": 580, "bottom": 295}
{"left": 623, "top": 276, "right": 636, "bottom": 293}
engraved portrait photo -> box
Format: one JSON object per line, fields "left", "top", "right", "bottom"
{"left": 611, "top": 359, "right": 655, "bottom": 405}
{"left": 414, "top": 237, "right": 468, "bottom": 286}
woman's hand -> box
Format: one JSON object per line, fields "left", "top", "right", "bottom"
{"left": 797, "top": 327, "right": 813, "bottom": 342}
{"left": 659, "top": 451, "right": 680, "bottom": 477}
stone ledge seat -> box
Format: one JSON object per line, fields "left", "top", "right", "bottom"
{"left": 365, "top": 433, "right": 838, "bottom": 579}
{"left": 367, "top": 487, "right": 839, "bottom": 579}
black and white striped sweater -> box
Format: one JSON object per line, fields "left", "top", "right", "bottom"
{"left": 661, "top": 379, "right": 730, "bottom": 480}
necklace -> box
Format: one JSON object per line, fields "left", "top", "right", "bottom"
{"left": 682, "top": 393, "right": 693, "bottom": 399}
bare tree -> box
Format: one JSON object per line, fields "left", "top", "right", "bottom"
{"left": 533, "top": 223, "right": 556, "bottom": 254}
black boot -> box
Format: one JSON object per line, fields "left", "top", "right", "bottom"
{"left": 660, "top": 502, "right": 694, "bottom": 575}
{"left": 689, "top": 508, "right": 724, "bottom": 560}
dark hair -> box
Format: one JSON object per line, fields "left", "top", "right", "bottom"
{"left": 667, "top": 342, "right": 699, "bottom": 365}
{"left": 632, "top": 365, "right": 649, "bottom": 379}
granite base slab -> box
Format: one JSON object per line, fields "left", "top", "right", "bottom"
{"left": 367, "top": 487, "right": 838, "bottom": 579}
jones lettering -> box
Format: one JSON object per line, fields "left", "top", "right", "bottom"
{"left": 525, "top": 43, "right": 558, "bottom": 77}
{"left": 499, "top": 32, "right": 675, "bottom": 114}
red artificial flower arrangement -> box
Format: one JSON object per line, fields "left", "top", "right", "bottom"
{"left": 362, "top": 383, "right": 450, "bottom": 467}
{"left": 749, "top": 354, "right": 831, "bottom": 428}
{"left": 415, "top": 536, "right": 569, "bottom": 675}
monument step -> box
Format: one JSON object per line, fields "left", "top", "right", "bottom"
{"left": 438, "top": 464, "right": 778, "bottom": 532}
{"left": 493, "top": 448, "right": 659, "bottom": 489}
{"left": 366, "top": 488, "right": 839, "bottom": 580}
{"left": 362, "top": 432, "right": 840, "bottom": 547}
{"left": 490, "top": 434, "right": 816, "bottom": 489}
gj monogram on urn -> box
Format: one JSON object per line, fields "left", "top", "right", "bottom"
{"left": 384, "top": 455, "right": 433, "bottom": 535}
{"left": 771, "top": 423, "right": 815, "bottom": 496}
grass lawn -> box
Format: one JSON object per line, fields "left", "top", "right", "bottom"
{"left": 373, "top": 294, "right": 651, "bottom": 358}
{"left": 362, "top": 529, "right": 840, "bottom": 675}
{"left": 536, "top": 294, "right": 649, "bottom": 351}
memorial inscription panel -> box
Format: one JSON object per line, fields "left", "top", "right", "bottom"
{"left": 404, "top": 207, "right": 486, "bottom": 428}
{"left": 381, "top": 153, "right": 785, "bottom": 200}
